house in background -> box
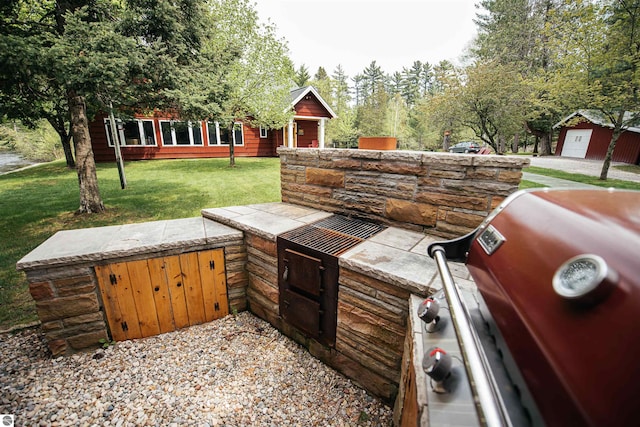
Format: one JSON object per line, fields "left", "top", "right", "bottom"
{"left": 88, "top": 86, "right": 337, "bottom": 162}
{"left": 553, "top": 110, "right": 640, "bottom": 165}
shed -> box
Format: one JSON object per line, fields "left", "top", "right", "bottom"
{"left": 553, "top": 110, "right": 640, "bottom": 165}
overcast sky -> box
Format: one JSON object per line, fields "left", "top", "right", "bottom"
{"left": 254, "top": 0, "right": 481, "bottom": 78}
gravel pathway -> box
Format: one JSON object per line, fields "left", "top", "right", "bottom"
{"left": 0, "top": 312, "right": 393, "bottom": 426}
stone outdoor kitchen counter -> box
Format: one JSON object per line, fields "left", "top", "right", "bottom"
{"left": 202, "top": 202, "right": 463, "bottom": 295}
{"left": 16, "top": 217, "right": 242, "bottom": 270}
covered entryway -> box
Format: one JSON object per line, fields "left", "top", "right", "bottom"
{"left": 560, "top": 129, "right": 592, "bottom": 158}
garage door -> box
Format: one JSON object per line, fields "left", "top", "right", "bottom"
{"left": 561, "top": 129, "right": 592, "bottom": 158}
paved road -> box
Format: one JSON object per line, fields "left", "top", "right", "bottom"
{"left": 527, "top": 156, "right": 640, "bottom": 183}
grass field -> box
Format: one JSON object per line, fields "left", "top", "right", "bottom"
{"left": 526, "top": 166, "right": 640, "bottom": 190}
{"left": 0, "top": 157, "right": 281, "bottom": 330}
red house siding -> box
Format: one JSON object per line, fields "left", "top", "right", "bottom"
{"left": 89, "top": 86, "right": 335, "bottom": 162}
{"left": 556, "top": 121, "right": 640, "bottom": 164}
{"left": 90, "top": 114, "right": 278, "bottom": 162}
{"left": 294, "top": 94, "right": 332, "bottom": 117}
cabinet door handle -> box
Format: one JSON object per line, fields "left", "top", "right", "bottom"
{"left": 283, "top": 266, "right": 289, "bottom": 282}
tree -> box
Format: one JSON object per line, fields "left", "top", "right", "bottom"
{"left": 0, "top": 0, "right": 211, "bottom": 213}
{"left": 294, "top": 65, "right": 311, "bottom": 87}
{"left": 430, "top": 61, "right": 529, "bottom": 153}
{"left": 474, "top": 0, "right": 560, "bottom": 155}
{"left": 196, "top": 0, "right": 295, "bottom": 167}
{"left": 545, "top": 0, "right": 640, "bottom": 179}
{"left": 0, "top": 0, "right": 75, "bottom": 168}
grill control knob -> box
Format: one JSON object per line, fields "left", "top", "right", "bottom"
{"left": 422, "top": 347, "right": 452, "bottom": 382}
{"left": 417, "top": 298, "right": 441, "bottom": 332}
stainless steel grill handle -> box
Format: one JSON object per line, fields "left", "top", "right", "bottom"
{"left": 430, "top": 245, "right": 512, "bottom": 427}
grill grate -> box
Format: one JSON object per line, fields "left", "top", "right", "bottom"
{"left": 279, "top": 215, "right": 385, "bottom": 256}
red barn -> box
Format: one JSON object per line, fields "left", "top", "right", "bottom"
{"left": 553, "top": 110, "right": 640, "bottom": 165}
{"left": 89, "top": 86, "right": 336, "bottom": 162}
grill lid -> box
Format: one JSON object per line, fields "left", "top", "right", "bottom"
{"left": 279, "top": 215, "right": 385, "bottom": 256}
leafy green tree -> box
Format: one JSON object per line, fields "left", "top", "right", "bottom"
{"left": 545, "top": 0, "right": 640, "bottom": 179}
{"left": 474, "top": 0, "right": 560, "bottom": 154}
{"left": 429, "top": 61, "right": 529, "bottom": 153}
{"left": 0, "top": 0, "right": 75, "bottom": 167}
{"left": 192, "top": 0, "right": 294, "bottom": 166}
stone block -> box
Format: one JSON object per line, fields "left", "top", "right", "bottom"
{"left": 467, "top": 168, "right": 498, "bottom": 180}
{"left": 339, "top": 286, "right": 406, "bottom": 326}
{"left": 337, "top": 325, "right": 402, "bottom": 369}
{"left": 305, "top": 167, "right": 345, "bottom": 188}
{"left": 428, "top": 169, "right": 466, "bottom": 179}
{"left": 62, "top": 312, "right": 105, "bottom": 327}
{"left": 246, "top": 234, "right": 276, "bottom": 257}
{"left": 226, "top": 270, "right": 248, "bottom": 289}
{"left": 417, "top": 177, "right": 442, "bottom": 188}
{"left": 442, "top": 179, "right": 517, "bottom": 197}
{"left": 435, "top": 221, "right": 475, "bottom": 238}
{"left": 68, "top": 330, "right": 108, "bottom": 350}
{"left": 54, "top": 275, "right": 95, "bottom": 297}
{"left": 246, "top": 259, "right": 277, "bottom": 285}
{"left": 339, "top": 268, "right": 412, "bottom": 300}
{"left": 329, "top": 158, "right": 363, "bottom": 170}
{"left": 422, "top": 153, "right": 474, "bottom": 166}
{"left": 338, "top": 300, "right": 405, "bottom": 351}
{"left": 308, "top": 340, "right": 398, "bottom": 403}
{"left": 445, "top": 211, "right": 485, "bottom": 229}
{"left": 42, "top": 320, "right": 63, "bottom": 332}
{"left": 248, "top": 273, "right": 279, "bottom": 305}
{"left": 361, "top": 161, "right": 426, "bottom": 176}
{"left": 247, "top": 287, "right": 279, "bottom": 316}
{"left": 471, "top": 155, "right": 530, "bottom": 168}
{"left": 498, "top": 170, "right": 524, "bottom": 184}
{"left": 491, "top": 196, "right": 506, "bottom": 210}
{"left": 415, "top": 191, "right": 489, "bottom": 211}
{"left": 29, "top": 281, "right": 54, "bottom": 301}
{"left": 48, "top": 339, "right": 67, "bottom": 356}
{"left": 385, "top": 199, "right": 437, "bottom": 227}
{"left": 336, "top": 335, "right": 401, "bottom": 383}
{"left": 36, "top": 293, "right": 100, "bottom": 322}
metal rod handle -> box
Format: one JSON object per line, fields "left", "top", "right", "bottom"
{"left": 430, "top": 246, "right": 512, "bottom": 427}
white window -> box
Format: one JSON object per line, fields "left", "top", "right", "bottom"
{"left": 159, "top": 120, "right": 204, "bottom": 146}
{"left": 104, "top": 118, "right": 157, "bottom": 147}
{"left": 259, "top": 126, "right": 268, "bottom": 138}
{"left": 206, "top": 121, "right": 244, "bottom": 146}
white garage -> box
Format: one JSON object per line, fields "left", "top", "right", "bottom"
{"left": 560, "top": 129, "right": 592, "bottom": 158}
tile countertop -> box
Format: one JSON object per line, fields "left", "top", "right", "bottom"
{"left": 16, "top": 217, "right": 242, "bottom": 270}
{"left": 202, "top": 202, "right": 473, "bottom": 296}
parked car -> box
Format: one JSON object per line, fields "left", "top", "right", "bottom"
{"left": 449, "top": 141, "right": 481, "bottom": 153}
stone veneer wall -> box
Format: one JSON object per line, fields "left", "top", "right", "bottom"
{"left": 278, "top": 148, "right": 530, "bottom": 238}
{"left": 242, "top": 230, "right": 411, "bottom": 402}
{"left": 25, "top": 243, "right": 247, "bottom": 356}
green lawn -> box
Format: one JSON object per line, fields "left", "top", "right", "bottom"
{"left": 526, "top": 166, "right": 640, "bottom": 190}
{"left": 0, "top": 157, "right": 281, "bottom": 330}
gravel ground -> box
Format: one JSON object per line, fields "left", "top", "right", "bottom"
{"left": 0, "top": 312, "right": 393, "bottom": 426}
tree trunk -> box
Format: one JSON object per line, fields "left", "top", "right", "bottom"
{"left": 47, "top": 116, "right": 75, "bottom": 168}
{"left": 228, "top": 122, "right": 236, "bottom": 167}
{"left": 68, "top": 91, "right": 104, "bottom": 213}
{"left": 512, "top": 133, "right": 519, "bottom": 153}
{"left": 442, "top": 132, "right": 450, "bottom": 151}
{"left": 600, "top": 110, "right": 625, "bottom": 180}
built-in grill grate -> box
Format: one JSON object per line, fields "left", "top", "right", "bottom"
{"left": 279, "top": 215, "right": 386, "bottom": 256}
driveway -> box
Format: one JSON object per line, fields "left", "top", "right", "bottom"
{"left": 527, "top": 156, "right": 640, "bottom": 183}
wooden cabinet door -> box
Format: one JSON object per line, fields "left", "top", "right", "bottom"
{"left": 96, "top": 249, "right": 229, "bottom": 341}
